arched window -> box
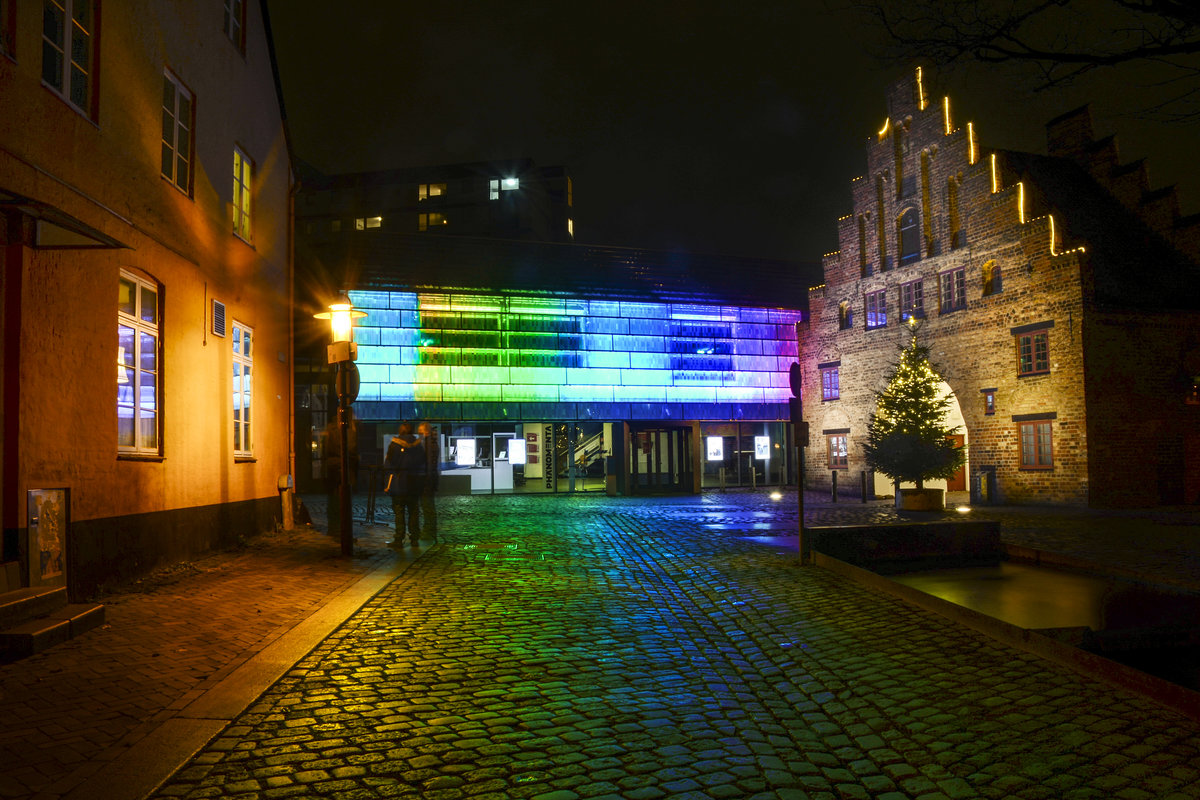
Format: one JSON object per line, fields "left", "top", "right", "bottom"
{"left": 838, "top": 301, "right": 853, "bottom": 330}
{"left": 983, "top": 259, "right": 1002, "bottom": 296}
{"left": 898, "top": 209, "right": 920, "bottom": 265}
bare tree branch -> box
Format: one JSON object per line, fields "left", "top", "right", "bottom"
{"left": 850, "top": 0, "right": 1200, "bottom": 119}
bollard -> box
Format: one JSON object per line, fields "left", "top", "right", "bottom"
{"left": 831, "top": 469, "right": 838, "bottom": 503}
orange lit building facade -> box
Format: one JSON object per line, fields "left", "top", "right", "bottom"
{"left": 803, "top": 69, "right": 1200, "bottom": 507}
{"left": 1, "top": 1, "right": 294, "bottom": 598}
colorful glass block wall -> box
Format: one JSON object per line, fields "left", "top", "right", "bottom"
{"left": 347, "top": 290, "right": 804, "bottom": 421}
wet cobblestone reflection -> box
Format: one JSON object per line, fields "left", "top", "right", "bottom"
{"left": 150, "top": 494, "right": 1200, "bottom": 800}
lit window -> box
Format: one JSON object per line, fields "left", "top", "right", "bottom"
{"left": 418, "top": 183, "right": 446, "bottom": 201}
{"left": 983, "top": 389, "right": 996, "bottom": 415}
{"left": 232, "top": 321, "right": 253, "bottom": 457}
{"left": 939, "top": 267, "right": 965, "bottom": 313}
{"left": 42, "top": 0, "right": 95, "bottom": 115}
{"left": 827, "top": 433, "right": 848, "bottom": 469}
{"left": 865, "top": 290, "right": 886, "bottom": 329}
{"left": 821, "top": 366, "right": 840, "bottom": 401}
{"left": 900, "top": 279, "right": 924, "bottom": 320}
{"left": 118, "top": 271, "right": 160, "bottom": 455}
{"left": 233, "top": 147, "right": 253, "bottom": 241}
{"left": 490, "top": 177, "right": 519, "bottom": 199}
{"left": 365, "top": 216, "right": 382, "bottom": 229}
{"left": 223, "top": 0, "right": 245, "bottom": 51}
{"left": 1017, "top": 330, "right": 1050, "bottom": 376}
{"left": 162, "top": 71, "right": 194, "bottom": 193}
{"left": 983, "top": 260, "right": 1003, "bottom": 296}
{"left": 1019, "top": 420, "right": 1053, "bottom": 469}
{"left": 898, "top": 209, "right": 920, "bottom": 264}
{"left": 567, "top": 218, "right": 574, "bottom": 237}
{"left": 418, "top": 212, "right": 447, "bottom": 231}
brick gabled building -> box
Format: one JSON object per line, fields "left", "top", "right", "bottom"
{"left": 803, "top": 68, "right": 1200, "bottom": 507}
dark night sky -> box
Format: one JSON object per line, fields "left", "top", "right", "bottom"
{"left": 266, "top": 1, "right": 1198, "bottom": 268}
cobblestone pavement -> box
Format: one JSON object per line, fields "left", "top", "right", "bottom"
{"left": 143, "top": 493, "right": 1200, "bottom": 800}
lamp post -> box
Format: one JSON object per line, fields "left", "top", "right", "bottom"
{"left": 314, "top": 297, "right": 365, "bottom": 556}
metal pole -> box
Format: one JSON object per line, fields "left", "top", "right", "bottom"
{"left": 797, "top": 441, "right": 807, "bottom": 565}
{"left": 338, "top": 375, "right": 352, "bottom": 556}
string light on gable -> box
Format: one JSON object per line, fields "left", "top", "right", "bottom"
{"left": 1049, "top": 214, "right": 1057, "bottom": 256}
{"left": 990, "top": 154, "right": 1000, "bottom": 193}
{"left": 967, "top": 122, "right": 978, "bottom": 165}
{"left": 943, "top": 96, "right": 952, "bottom": 135}
{"left": 878, "top": 117, "right": 891, "bottom": 141}
{"left": 1018, "top": 182, "right": 1026, "bottom": 224}
{"left": 916, "top": 66, "right": 928, "bottom": 110}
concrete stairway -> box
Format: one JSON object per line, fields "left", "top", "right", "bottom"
{"left": 0, "top": 584, "right": 105, "bottom": 661}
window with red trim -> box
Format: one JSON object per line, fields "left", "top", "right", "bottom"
{"left": 1017, "top": 330, "right": 1050, "bottom": 376}
{"left": 1019, "top": 420, "right": 1053, "bottom": 468}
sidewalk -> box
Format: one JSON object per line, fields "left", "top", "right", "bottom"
{"left": 0, "top": 515, "right": 420, "bottom": 800}
{"left": 0, "top": 491, "right": 1197, "bottom": 799}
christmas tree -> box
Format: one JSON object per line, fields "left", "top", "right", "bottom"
{"left": 863, "top": 335, "right": 965, "bottom": 489}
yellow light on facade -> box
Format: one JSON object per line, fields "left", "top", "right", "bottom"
{"left": 1049, "top": 214, "right": 1057, "bottom": 255}
{"left": 990, "top": 154, "right": 999, "bottom": 193}
{"left": 967, "top": 122, "right": 977, "bottom": 164}
{"left": 1018, "top": 182, "right": 1026, "bottom": 224}
{"left": 943, "top": 96, "right": 951, "bottom": 134}
{"left": 878, "top": 117, "right": 890, "bottom": 139}
{"left": 916, "top": 66, "right": 927, "bottom": 110}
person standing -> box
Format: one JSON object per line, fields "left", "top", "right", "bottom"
{"left": 418, "top": 421, "right": 440, "bottom": 541}
{"left": 384, "top": 422, "right": 425, "bottom": 547}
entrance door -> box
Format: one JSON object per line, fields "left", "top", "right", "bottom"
{"left": 946, "top": 434, "right": 967, "bottom": 491}
{"left": 628, "top": 425, "right": 696, "bottom": 493}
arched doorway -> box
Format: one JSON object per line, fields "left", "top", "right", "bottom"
{"left": 871, "top": 380, "right": 968, "bottom": 497}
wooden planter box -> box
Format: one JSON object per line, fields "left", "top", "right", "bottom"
{"left": 896, "top": 488, "right": 945, "bottom": 511}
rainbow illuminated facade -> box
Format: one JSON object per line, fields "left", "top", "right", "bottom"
{"left": 348, "top": 289, "right": 804, "bottom": 420}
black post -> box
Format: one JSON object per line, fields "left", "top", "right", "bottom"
{"left": 337, "top": 370, "right": 352, "bottom": 556}
{"left": 861, "top": 470, "right": 869, "bottom": 503}
{"left": 831, "top": 469, "right": 838, "bottom": 503}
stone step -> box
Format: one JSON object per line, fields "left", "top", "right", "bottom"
{"left": 0, "top": 585, "right": 67, "bottom": 629}
{"left": 0, "top": 603, "right": 105, "bottom": 661}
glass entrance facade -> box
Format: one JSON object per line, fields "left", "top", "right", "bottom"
{"left": 299, "top": 288, "right": 804, "bottom": 495}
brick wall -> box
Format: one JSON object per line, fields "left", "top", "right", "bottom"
{"left": 800, "top": 68, "right": 1200, "bottom": 507}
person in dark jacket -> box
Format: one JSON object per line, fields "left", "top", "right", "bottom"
{"left": 384, "top": 422, "right": 425, "bottom": 547}
{"left": 418, "top": 421, "right": 440, "bottom": 540}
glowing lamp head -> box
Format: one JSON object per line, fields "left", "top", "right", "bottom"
{"left": 314, "top": 298, "right": 367, "bottom": 343}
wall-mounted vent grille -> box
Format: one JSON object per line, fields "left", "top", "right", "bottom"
{"left": 212, "top": 299, "right": 227, "bottom": 337}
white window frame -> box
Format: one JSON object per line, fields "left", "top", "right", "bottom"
{"left": 42, "top": 0, "right": 95, "bottom": 114}
{"left": 118, "top": 271, "right": 160, "bottom": 456}
{"left": 232, "top": 321, "right": 253, "bottom": 457}
{"left": 162, "top": 70, "right": 193, "bottom": 193}
{"left": 233, "top": 146, "right": 253, "bottom": 242}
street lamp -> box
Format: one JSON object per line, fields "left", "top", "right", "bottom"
{"left": 314, "top": 295, "right": 365, "bottom": 556}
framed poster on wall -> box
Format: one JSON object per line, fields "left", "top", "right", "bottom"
{"left": 27, "top": 489, "right": 68, "bottom": 587}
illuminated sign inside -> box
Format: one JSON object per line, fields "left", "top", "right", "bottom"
{"left": 455, "top": 438, "right": 475, "bottom": 467}
{"left": 347, "top": 290, "right": 803, "bottom": 412}
{"left": 707, "top": 436, "right": 724, "bottom": 461}
{"left": 755, "top": 436, "right": 770, "bottom": 459}
{"left": 508, "top": 437, "right": 526, "bottom": 465}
